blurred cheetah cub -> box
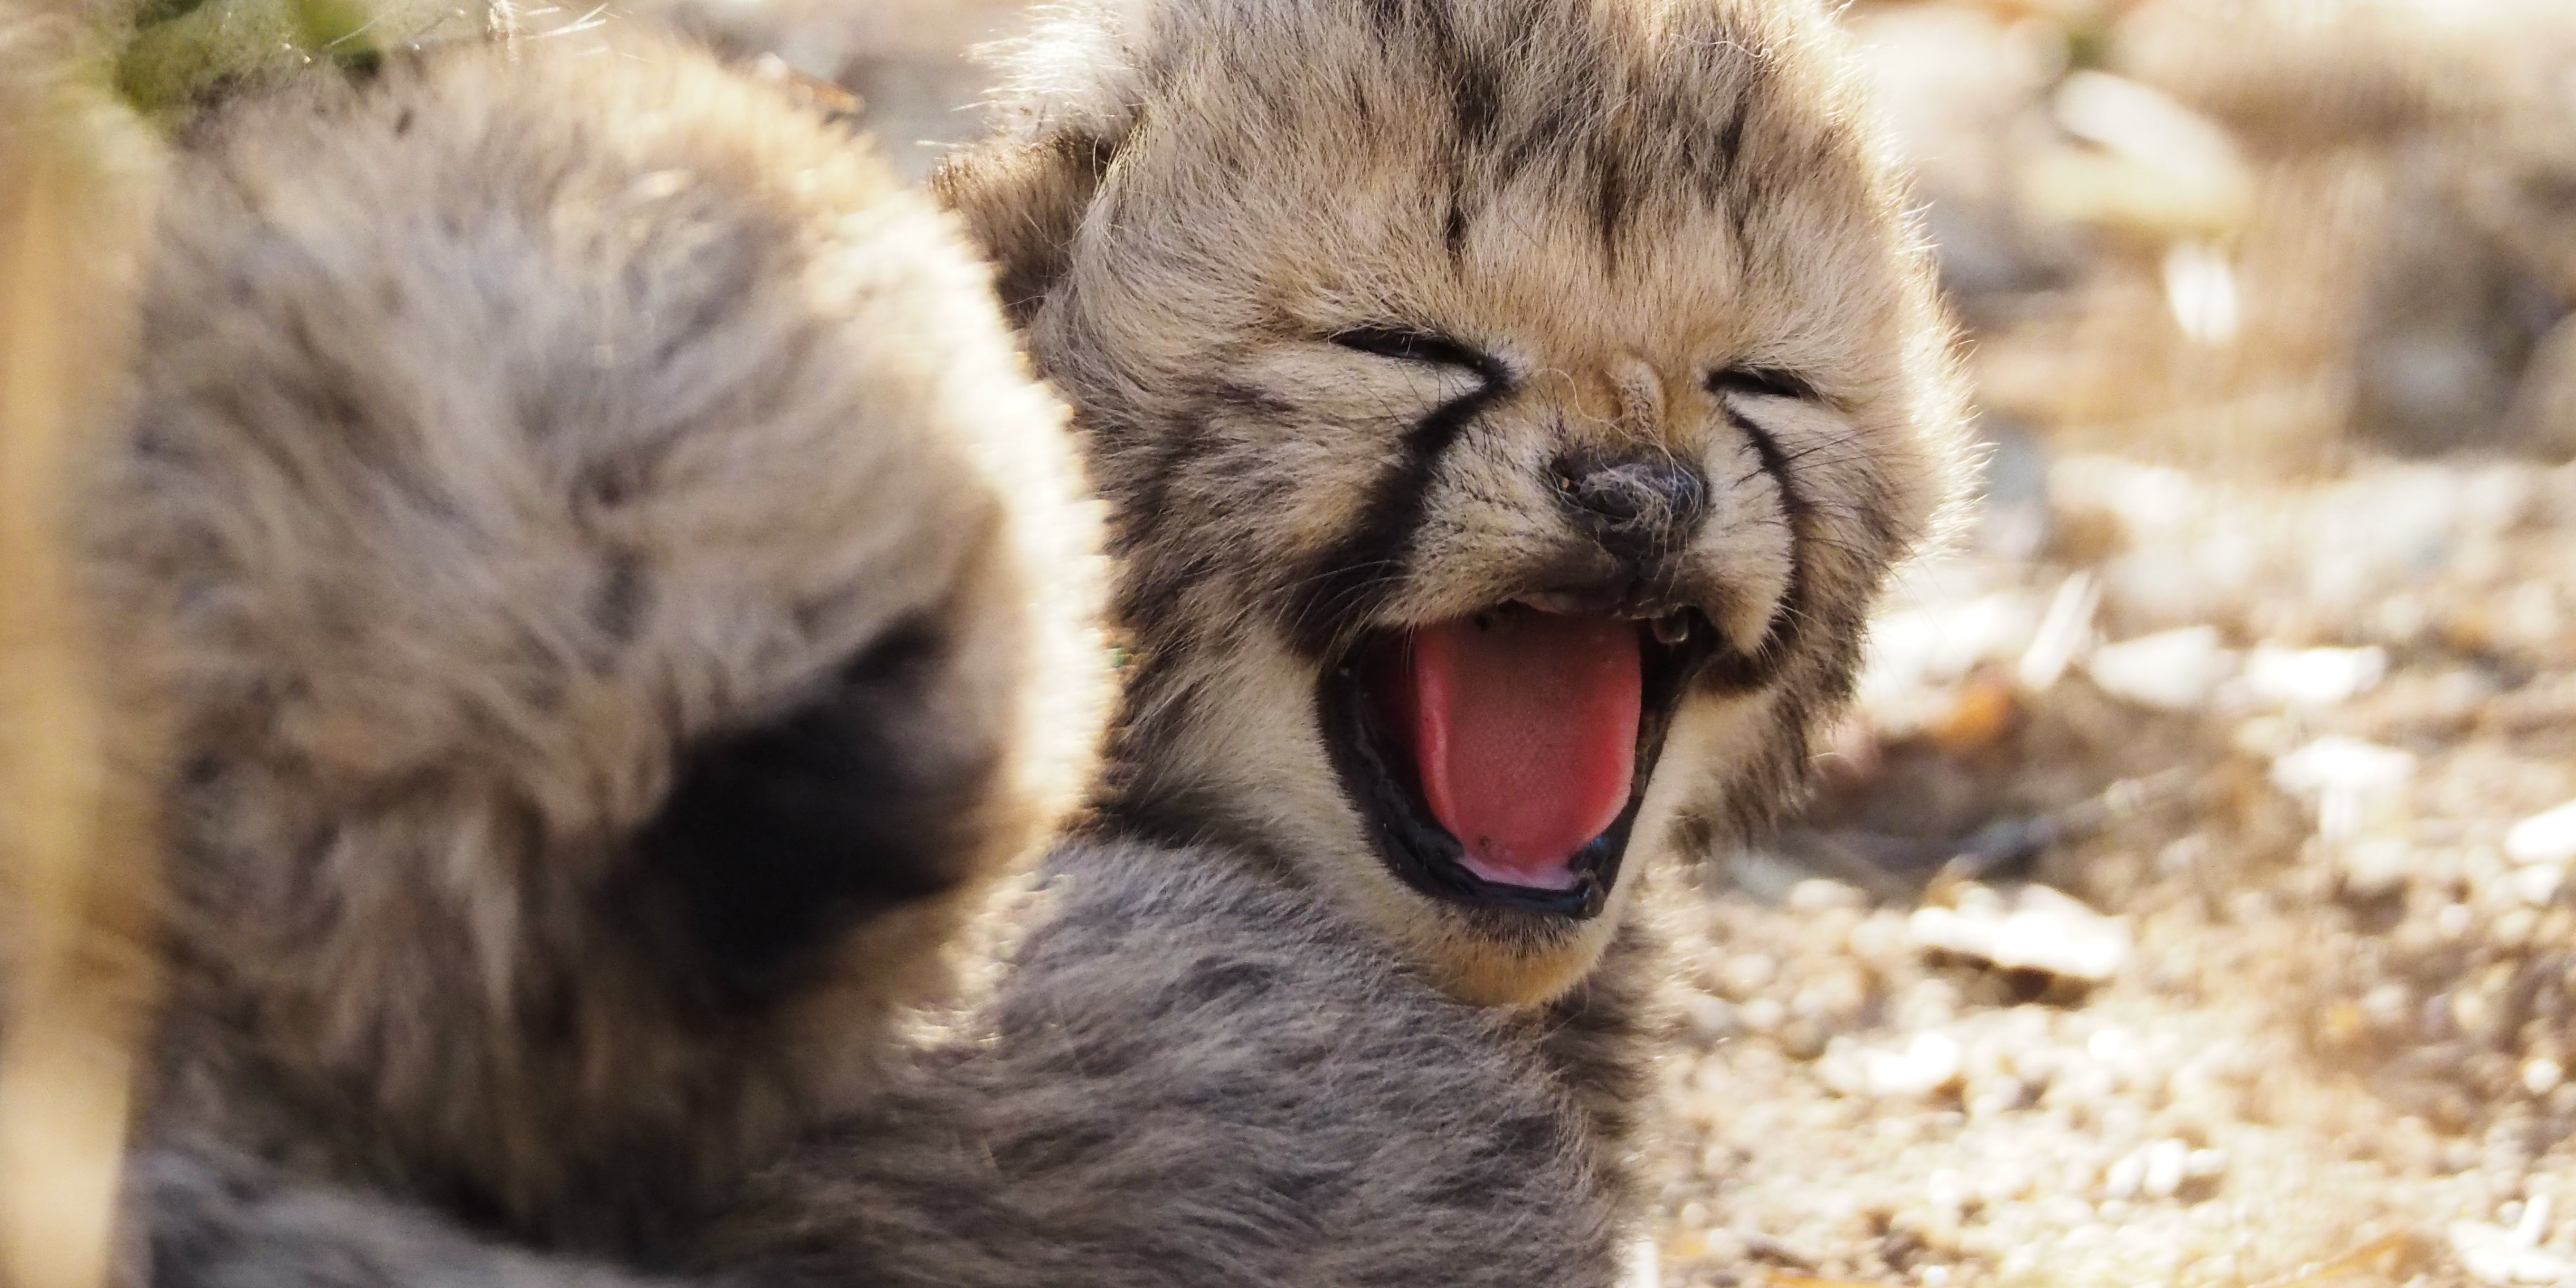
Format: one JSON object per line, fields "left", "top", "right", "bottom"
{"left": 88, "top": 23, "right": 1108, "bottom": 1254}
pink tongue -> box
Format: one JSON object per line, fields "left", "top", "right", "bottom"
{"left": 1401, "top": 611, "right": 1642, "bottom": 889}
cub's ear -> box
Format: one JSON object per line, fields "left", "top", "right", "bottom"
{"left": 931, "top": 132, "right": 1115, "bottom": 326}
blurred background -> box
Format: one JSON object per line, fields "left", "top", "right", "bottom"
{"left": 661, "top": 0, "right": 2576, "bottom": 1282}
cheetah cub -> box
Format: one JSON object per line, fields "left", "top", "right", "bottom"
{"left": 936, "top": 0, "right": 1967, "bottom": 1027}
{"left": 84, "top": 21, "right": 1109, "bottom": 1256}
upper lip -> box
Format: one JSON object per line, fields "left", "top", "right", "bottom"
{"left": 1316, "top": 597, "right": 1721, "bottom": 919}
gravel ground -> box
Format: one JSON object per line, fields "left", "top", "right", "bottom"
{"left": 1644, "top": 457, "right": 2576, "bottom": 1288}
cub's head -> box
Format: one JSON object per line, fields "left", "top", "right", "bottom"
{"left": 87, "top": 37, "right": 1104, "bottom": 1235}
{"left": 940, "top": 0, "right": 1967, "bottom": 1006}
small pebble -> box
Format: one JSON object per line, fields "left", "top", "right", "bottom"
{"left": 1866, "top": 1032, "right": 1964, "bottom": 1098}
{"left": 2103, "top": 1151, "right": 2146, "bottom": 1202}
{"left": 2140, "top": 1139, "right": 2189, "bottom": 1200}
{"left": 2511, "top": 864, "right": 2564, "bottom": 906}
{"left": 1911, "top": 883, "right": 2132, "bottom": 984}
{"left": 2339, "top": 837, "right": 2414, "bottom": 898}
{"left": 2523, "top": 1057, "right": 2565, "bottom": 1097}
{"left": 2243, "top": 643, "right": 2387, "bottom": 708}
{"left": 2268, "top": 736, "right": 2415, "bottom": 794}
{"left": 1794, "top": 969, "right": 1871, "bottom": 1026}
{"left": 2506, "top": 798, "right": 2576, "bottom": 866}
{"left": 2087, "top": 625, "right": 2235, "bottom": 711}
{"left": 2450, "top": 1219, "right": 2576, "bottom": 1285}
{"left": 2454, "top": 987, "right": 2505, "bottom": 1044}
{"left": 1777, "top": 1018, "right": 1830, "bottom": 1061}
{"left": 2496, "top": 907, "right": 2542, "bottom": 947}
{"left": 2362, "top": 982, "right": 2415, "bottom": 1032}
{"left": 1788, "top": 878, "right": 1869, "bottom": 914}
{"left": 1739, "top": 997, "right": 1787, "bottom": 1035}
{"left": 1718, "top": 953, "right": 1778, "bottom": 998}
{"left": 2270, "top": 736, "right": 2415, "bottom": 840}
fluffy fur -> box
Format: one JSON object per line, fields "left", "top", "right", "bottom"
{"left": 105, "top": 0, "right": 1967, "bottom": 1283}
{"left": 144, "top": 842, "right": 1641, "bottom": 1287}
{"left": 87, "top": 26, "right": 1108, "bottom": 1252}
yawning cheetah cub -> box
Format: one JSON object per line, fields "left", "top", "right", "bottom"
{"left": 938, "top": 0, "right": 1968, "bottom": 1008}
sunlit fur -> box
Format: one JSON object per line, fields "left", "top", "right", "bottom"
{"left": 936, "top": 0, "right": 1971, "bottom": 1007}
{"left": 84, "top": 30, "right": 1108, "bottom": 1248}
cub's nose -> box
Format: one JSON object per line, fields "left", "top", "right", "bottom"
{"left": 1553, "top": 454, "right": 1709, "bottom": 560}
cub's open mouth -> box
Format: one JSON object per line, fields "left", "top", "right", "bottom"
{"left": 1318, "top": 600, "right": 1719, "bottom": 918}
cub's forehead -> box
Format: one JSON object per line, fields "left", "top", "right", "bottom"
{"left": 1099, "top": 0, "right": 1877, "bottom": 207}
{"left": 1069, "top": 0, "right": 1909, "bottom": 347}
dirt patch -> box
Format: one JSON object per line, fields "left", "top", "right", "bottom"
{"left": 1645, "top": 459, "right": 2576, "bottom": 1288}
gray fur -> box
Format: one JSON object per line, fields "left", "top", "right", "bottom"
{"left": 138, "top": 1150, "right": 715, "bottom": 1288}
{"left": 140, "top": 840, "right": 1634, "bottom": 1287}
{"left": 701, "top": 839, "right": 1633, "bottom": 1287}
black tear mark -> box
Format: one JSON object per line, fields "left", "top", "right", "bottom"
{"left": 1696, "top": 404, "right": 1812, "bottom": 695}
{"left": 1283, "top": 355, "right": 1510, "bottom": 657}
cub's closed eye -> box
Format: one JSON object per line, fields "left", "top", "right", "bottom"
{"left": 1707, "top": 366, "right": 1818, "bottom": 401}
{"left": 1330, "top": 326, "right": 1492, "bottom": 375}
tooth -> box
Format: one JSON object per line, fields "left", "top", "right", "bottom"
{"left": 1652, "top": 614, "right": 1690, "bottom": 645}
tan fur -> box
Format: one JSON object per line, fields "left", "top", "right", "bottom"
{"left": 937, "top": 0, "right": 1971, "bottom": 1006}
{"left": 84, "top": 27, "right": 1108, "bottom": 1249}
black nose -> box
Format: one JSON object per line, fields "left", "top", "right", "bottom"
{"left": 1553, "top": 453, "right": 1709, "bottom": 560}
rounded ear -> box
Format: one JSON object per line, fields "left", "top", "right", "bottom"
{"left": 931, "top": 132, "right": 1115, "bottom": 325}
